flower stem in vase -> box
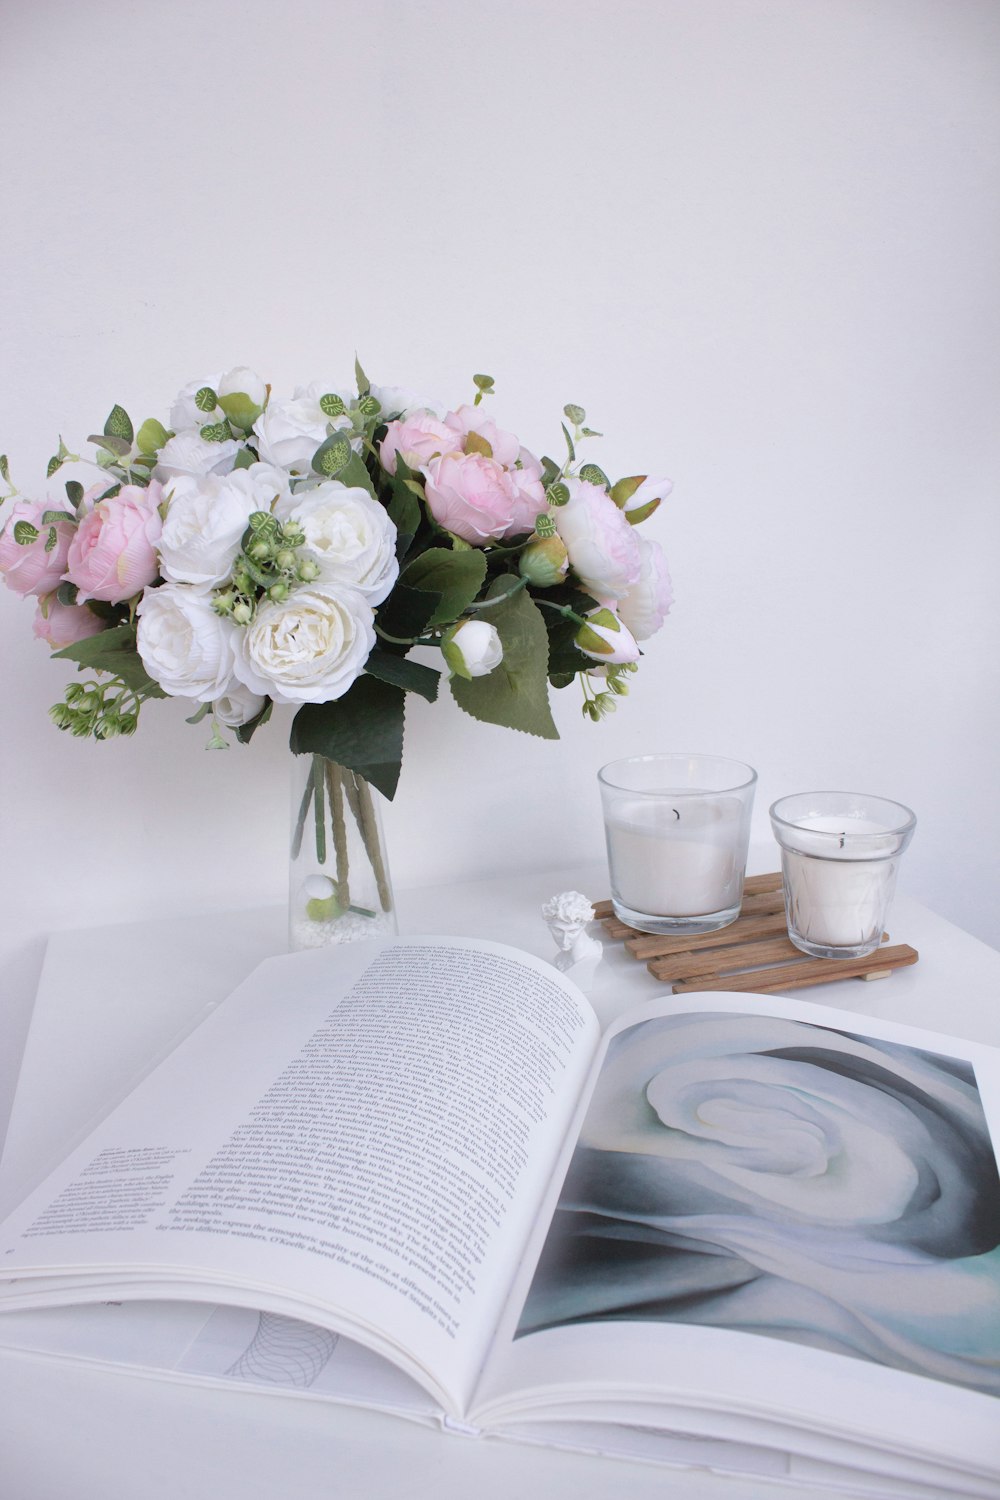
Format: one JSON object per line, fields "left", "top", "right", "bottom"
{"left": 289, "top": 753, "right": 397, "bottom": 950}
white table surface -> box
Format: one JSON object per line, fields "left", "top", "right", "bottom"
{"left": 1, "top": 862, "right": 998, "bottom": 1500}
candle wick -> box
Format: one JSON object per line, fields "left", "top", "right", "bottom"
{"left": 671, "top": 807, "right": 681, "bottom": 821}
{"left": 839, "top": 832, "right": 846, "bottom": 848}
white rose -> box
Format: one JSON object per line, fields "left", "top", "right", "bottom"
{"left": 218, "top": 366, "right": 268, "bottom": 407}
{"left": 617, "top": 534, "right": 674, "bottom": 641}
{"left": 278, "top": 482, "right": 398, "bottom": 604}
{"left": 232, "top": 582, "right": 375, "bottom": 705}
{"left": 158, "top": 471, "right": 261, "bottom": 587}
{"left": 136, "top": 584, "right": 238, "bottom": 701}
{"left": 169, "top": 375, "right": 222, "bottom": 432}
{"left": 213, "top": 682, "right": 266, "bottom": 727}
{"left": 243, "top": 461, "right": 295, "bottom": 514}
{"left": 442, "top": 619, "right": 503, "bottom": 679}
{"left": 154, "top": 429, "right": 242, "bottom": 482}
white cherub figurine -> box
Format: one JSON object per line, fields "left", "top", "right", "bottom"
{"left": 542, "top": 890, "right": 603, "bottom": 974}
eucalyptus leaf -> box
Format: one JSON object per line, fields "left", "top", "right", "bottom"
{"left": 579, "top": 462, "right": 610, "bottom": 489}
{"left": 104, "top": 405, "right": 134, "bottom": 445}
{"left": 450, "top": 581, "right": 558, "bottom": 740}
{"left": 563, "top": 403, "right": 586, "bottom": 426}
{"left": 88, "top": 432, "right": 131, "bottom": 457}
{"left": 311, "top": 433, "right": 353, "bottom": 478}
{"left": 195, "top": 386, "right": 218, "bottom": 413}
{"left": 290, "top": 674, "right": 405, "bottom": 801}
{"left": 200, "top": 421, "right": 232, "bottom": 444}
{"left": 400, "top": 546, "right": 487, "bottom": 626}
{"left": 320, "top": 393, "right": 347, "bottom": 417}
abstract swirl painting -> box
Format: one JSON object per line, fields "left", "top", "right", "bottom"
{"left": 517, "top": 1012, "right": 1000, "bottom": 1396}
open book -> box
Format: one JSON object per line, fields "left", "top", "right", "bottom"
{"left": 0, "top": 936, "right": 997, "bottom": 1498}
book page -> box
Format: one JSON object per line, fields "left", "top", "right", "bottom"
{"left": 0, "top": 937, "right": 599, "bottom": 1416}
{"left": 473, "top": 992, "right": 1000, "bottom": 1488}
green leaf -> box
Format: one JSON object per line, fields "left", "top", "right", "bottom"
{"left": 136, "top": 417, "right": 169, "bottom": 455}
{"left": 540, "top": 455, "right": 560, "bottom": 487}
{"left": 195, "top": 386, "right": 218, "bottom": 413}
{"left": 185, "top": 703, "right": 212, "bottom": 725}
{"left": 400, "top": 546, "right": 487, "bottom": 627}
{"left": 547, "top": 481, "right": 570, "bottom": 507}
{"left": 320, "top": 393, "right": 347, "bottom": 418}
{"left": 88, "top": 432, "right": 131, "bottom": 457}
{"left": 563, "top": 403, "right": 586, "bottom": 426}
{"left": 356, "top": 394, "right": 381, "bottom": 420}
{"left": 463, "top": 430, "right": 493, "bottom": 459}
{"left": 200, "top": 421, "right": 232, "bottom": 444}
{"left": 376, "top": 580, "right": 443, "bottom": 642}
{"left": 46, "top": 455, "right": 63, "bottom": 478}
{"left": 52, "top": 621, "right": 166, "bottom": 697}
{"left": 561, "top": 423, "right": 576, "bottom": 463}
{"left": 354, "top": 356, "right": 371, "bottom": 396}
{"left": 44, "top": 527, "right": 58, "bottom": 553}
{"left": 290, "top": 674, "right": 405, "bottom": 800}
{"left": 12, "top": 520, "right": 39, "bottom": 545}
{"left": 364, "top": 647, "right": 440, "bottom": 702}
{"left": 56, "top": 581, "right": 79, "bottom": 607}
{"left": 233, "top": 447, "right": 255, "bottom": 470}
{"left": 65, "top": 480, "right": 84, "bottom": 509}
{"left": 104, "top": 405, "right": 134, "bottom": 445}
{"left": 0, "top": 455, "right": 9, "bottom": 482}
{"left": 311, "top": 433, "right": 353, "bottom": 478}
{"left": 42, "top": 509, "right": 75, "bottom": 524}
{"left": 579, "top": 462, "right": 610, "bottom": 489}
{"left": 449, "top": 580, "right": 558, "bottom": 740}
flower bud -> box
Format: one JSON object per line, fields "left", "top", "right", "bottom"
{"left": 610, "top": 474, "right": 673, "bottom": 526}
{"left": 519, "top": 534, "right": 569, "bottom": 588}
{"left": 268, "top": 580, "right": 290, "bottom": 602}
{"left": 297, "top": 557, "right": 320, "bottom": 582}
{"left": 574, "top": 607, "right": 640, "bottom": 664}
{"left": 275, "top": 548, "right": 296, "bottom": 572}
{"left": 441, "top": 618, "right": 503, "bottom": 679}
{"left": 233, "top": 600, "right": 253, "bottom": 625}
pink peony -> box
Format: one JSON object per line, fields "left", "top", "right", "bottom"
{"left": 552, "top": 477, "right": 642, "bottom": 602}
{"left": 423, "top": 452, "right": 524, "bottom": 544}
{"left": 65, "top": 482, "right": 163, "bottom": 604}
{"left": 617, "top": 534, "right": 674, "bottom": 640}
{"left": 32, "top": 597, "right": 106, "bottom": 649}
{"left": 379, "top": 412, "right": 462, "bottom": 476}
{"left": 0, "top": 499, "right": 75, "bottom": 597}
{"left": 444, "top": 404, "right": 521, "bottom": 467}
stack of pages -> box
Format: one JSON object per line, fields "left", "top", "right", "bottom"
{"left": 0, "top": 937, "right": 997, "bottom": 1498}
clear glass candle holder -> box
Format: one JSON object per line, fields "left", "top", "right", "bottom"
{"left": 770, "top": 791, "right": 917, "bottom": 960}
{"left": 598, "top": 754, "right": 757, "bottom": 935}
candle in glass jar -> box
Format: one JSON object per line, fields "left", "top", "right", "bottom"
{"left": 606, "top": 796, "right": 743, "bottom": 916}
{"left": 780, "top": 816, "right": 897, "bottom": 949}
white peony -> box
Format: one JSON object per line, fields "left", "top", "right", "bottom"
{"left": 232, "top": 582, "right": 375, "bottom": 705}
{"left": 617, "top": 534, "right": 674, "bottom": 641}
{"left": 155, "top": 429, "right": 242, "bottom": 482}
{"left": 136, "top": 584, "right": 239, "bottom": 702}
{"left": 275, "top": 482, "right": 398, "bottom": 604}
{"left": 213, "top": 682, "right": 266, "bottom": 727}
{"left": 253, "top": 382, "right": 354, "bottom": 474}
{"left": 158, "top": 471, "right": 261, "bottom": 587}
{"left": 169, "top": 375, "right": 222, "bottom": 432}
{"left": 368, "top": 382, "right": 442, "bottom": 420}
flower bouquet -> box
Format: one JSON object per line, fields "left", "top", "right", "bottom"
{"left": 0, "top": 362, "right": 673, "bottom": 943}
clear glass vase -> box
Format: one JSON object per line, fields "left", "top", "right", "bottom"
{"left": 289, "top": 754, "right": 397, "bottom": 951}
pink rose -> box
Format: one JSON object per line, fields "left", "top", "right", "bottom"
{"left": 379, "top": 413, "right": 462, "bottom": 476}
{"left": 617, "top": 534, "right": 673, "bottom": 640}
{"left": 553, "top": 477, "right": 642, "bottom": 601}
{"left": 65, "top": 482, "right": 163, "bottom": 604}
{"left": 0, "top": 499, "right": 75, "bottom": 597}
{"left": 504, "top": 460, "right": 548, "bottom": 536}
{"left": 32, "top": 597, "right": 106, "bottom": 649}
{"left": 444, "top": 405, "right": 521, "bottom": 467}
{"left": 423, "top": 452, "right": 526, "bottom": 544}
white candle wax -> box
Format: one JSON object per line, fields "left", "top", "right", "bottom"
{"left": 606, "top": 796, "right": 743, "bottom": 916}
{"left": 780, "top": 816, "right": 898, "bottom": 949}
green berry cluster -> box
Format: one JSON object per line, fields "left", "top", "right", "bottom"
{"left": 49, "top": 679, "right": 140, "bottom": 739}
{"left": 581, "top": 661, "right": 637, "bottom": 721}
{"left": 212, "top": 511, "right": 319, "bottom": 624}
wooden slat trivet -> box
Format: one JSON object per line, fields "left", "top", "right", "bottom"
{"left": 593, "top": 872, "right": 918, "bottom": 994}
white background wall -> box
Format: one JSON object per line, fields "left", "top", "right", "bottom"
{"left": 2, "top": 0, "right": 998, "bottom": 993}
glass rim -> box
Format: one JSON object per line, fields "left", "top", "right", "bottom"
{"left": 598, "top": 753, "right": 758, "bottom": 796}
{"left": 769, "top": 791, "right": 917, "bottom": 841}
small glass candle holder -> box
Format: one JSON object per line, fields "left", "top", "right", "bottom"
{"left": 769, "top": 791, "right": 917, "bottom": 960}
{"left": 598, "top": 754, "right": 757, "bottom": 935}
